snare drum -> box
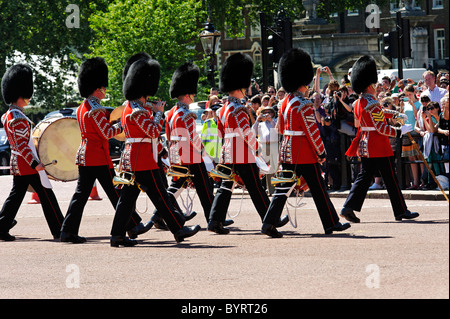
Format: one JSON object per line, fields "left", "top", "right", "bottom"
{"left": 32, "top": 117, "right": 81, "bottom": 182}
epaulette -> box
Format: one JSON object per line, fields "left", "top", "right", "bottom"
{"left": 87, "top": 98, "right": 106, "bottom": 116}
{"left": 180, "top": 107, "right": 198, "bottom": 122}
{"left": 362, "top": 94, "right": 380, "bottom": 111}
{"left": 230, "top": 103, "right": 249, "bottom": 116}
{"left": 129, "top": 100, "right": 150, "bottom": 119}
{"left": 8, "top": 108, "right": 34, "bottom": 126}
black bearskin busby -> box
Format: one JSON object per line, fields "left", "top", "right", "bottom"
{"left": 78, "top": 57, "right": 108, "bottom": 98}
{"left": 169, "top": 62, "right": 200, "bottom": 99}
{"left": 278, "top": 48, "right": 313, "bottom": 93}
{"left": 351, "top": 55, "right": 378, "bottom": 94}
{"left": 122, "top": 52, "right": 152, "bottom": 82}
{"left": 1, "top": 64, "right": 33, "bottom": 104}
{"left": 123, "top": 58, "right": 161, "bottom": 101}
{"left": 220, "top": 53, "right": 253, "bottom": 93}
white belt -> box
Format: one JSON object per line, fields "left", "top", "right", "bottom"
{"left": 361, "top": 127, "right": 376, "bottom": 132}
{"left": 126, "top": 138, "right": 153, "bottom": 144}
{"left": 224, "top": 133, "right": 239, "bottom": 138}
{"left": 284, "top": 130, "right": 305, "bottom": 136}
{"left": 170, "top": 136, "right": 188, "bottom": 142}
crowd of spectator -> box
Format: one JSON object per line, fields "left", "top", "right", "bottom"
{"left": 200, "top": 67, "right": 450, "bottom": 193}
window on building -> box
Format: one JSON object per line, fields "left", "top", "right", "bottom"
{"left": 435, "top": 29, "right": 446, "bottom": 59}
{"left": 433, "top": 0, "right": 444, "bottom": 9}
{"left": 390, "top": 0, "right": 401, "bottom": 12}
{"left": 347, "top": 9, "right": 359, "bottom": 16}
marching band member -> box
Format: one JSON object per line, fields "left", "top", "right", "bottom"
{"left": 60, "top": 57, "right": 152, "bottom": 244}
{"left": 122, "top": 53, "right": 196, "bottom": 229}
{"left": 340, "top": 55, "right": 419, "bottom": 223}
{"left": 262, "top": 48, "right": 351, "bottom": 238}
{"left": 207, "top": 53, "right": 288, "bottom": 234}
{"left": 110, "top": 57, "right": 200, "bottom": 247}
{"left": 0, "top": 64, "right": 65, "bottom": 241}
{"left": 162, "top": 62, "right": 214, "bottom": 223}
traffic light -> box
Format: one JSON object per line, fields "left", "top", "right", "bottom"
{"left": 267, "top": 30, "right": 284, "bottom": 64}
{"left": 401, "top": 18, "right": 411, "bottom": 58}
{"left": 384, "top": 31, "right": 398, "bottom": 59}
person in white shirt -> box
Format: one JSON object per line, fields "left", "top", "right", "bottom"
{"left": 423, "top": 71, "right": 447, "bottom": 106}
{"left": 252, "top": 106, "right": 279, "bottom": 194}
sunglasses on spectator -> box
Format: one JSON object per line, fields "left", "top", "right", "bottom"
{"left": 427, "top": 105, "right": 439, "bottom": 111}
{"left": 420, "top": 98, "right": 430, "bottom": 102}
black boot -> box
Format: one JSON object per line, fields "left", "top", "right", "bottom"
{"left": 276, "top": 214, "right": 289, "bottom": 228}
{"left": 207, "top": 220, "right": 230, "bottom": 235}
{"left": 261, "top": 223, "right": 283, "bottom": 238}
{"left": 174, "top": 225, "right": 201, "bottom": 243}
{"left": 110, "top": 236, "right": 138, "bottom": 247}
{"left": 395, "top": 210, "right": 420, "bottom": 221}
{"left": 0, "top": 232, "right": 16, "bottom": 241}
{"left": 340, "top": 207, "right": 360, "bottom": 223}
{"left": 127, "top": 221, "right": 154, "bottom": 239}
{"left": 184, "top": 211, "right": 197, "bottom": 221}
{"left": 60, "top": 231, "right": 87, "bottom": 244}
{"left": 325, "top": 222, "right": 351, "bottom": 235}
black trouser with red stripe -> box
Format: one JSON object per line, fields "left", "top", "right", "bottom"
{"left": 343, "top": 156, "right": 407, "bottom": 217}
{"left": 263, "top": 163, "right": 339, "bottom": 231}
{"left": 0, "top": 173, "right": 64, "bottom": 237}
{"left": 61, "top": 166, "right": 142, "bottom": 235}
{"left": 209, "top": 163, "right": 270, "bottom": 223}
{"left": 154, "top": 162, "right": 214, "bottom": 222}
{"left": 111, "top": 169, "right": 185, "bottom": 236}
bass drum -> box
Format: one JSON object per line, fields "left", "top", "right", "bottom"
{"left": 32, "top": 117, "right": 81, "bottom": 182}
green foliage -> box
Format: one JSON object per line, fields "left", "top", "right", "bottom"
{"left": 0, "top": 0, "right": 109, "bottom": 113}
{"left": 88, "top": 0, "right": 206, "bottom": 107}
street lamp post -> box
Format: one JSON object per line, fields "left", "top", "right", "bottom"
{"left": 199, "top": 19, "right": 221, "bottom": 89}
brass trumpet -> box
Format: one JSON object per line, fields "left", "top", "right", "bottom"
{"left": 271, "top": 170, "right": 298, "bottom": 186}
{"left": 167, "top": 165, "right": 194, "bottom": 179}
{"left": 113, "top": 172, "right": 136, "bottom": 187}
{"left": 209, "top": 164, "right": 236, "bottom": 181}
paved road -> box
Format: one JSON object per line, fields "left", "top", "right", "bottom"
{"left": 0, "top": 175, "right": 448, "bottom": 300}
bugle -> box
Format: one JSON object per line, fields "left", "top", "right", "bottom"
{"left": 209, "top": 164, "right": 236, "bottom": 181}
{"left": 113, "top": 171, "right": 136, "bottom": 187}
{"left": 271, "top": 170, "right": 298, "bottom": 186}
{"left": 167, "top": 165, "right": 194, "bottom": 179}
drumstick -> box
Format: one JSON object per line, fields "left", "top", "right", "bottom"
{"left": 44, "top": 160, "right": 58, "bottom": 167}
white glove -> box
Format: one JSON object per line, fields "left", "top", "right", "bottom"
{"left": 398, "top": 113, "right": 408, "bottom": 122}
{"left": 401, "top": 124, "right": 413, "bottom": 136}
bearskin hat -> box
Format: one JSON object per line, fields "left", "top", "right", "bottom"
{"left": 1, "top": 64, "right": 33, "bottom": 104}
{"left": 351, "top": 55, "right": 378, "bottom": 94}
{"left": 220, "top": 53, "right": 253, "bottom": 93}
{"left": 78, "top": 57, "right": 108, "bottom": 98}
{"left": 122, "top": 52, "right": 152, "bottom": 82}
{"left": 278, "top": 48, "right": 313, "bottom": 93}
{"left": 123, "top": 58, "right": 161, "bottom": 101}
{"left": 169, "top": 62, "right": 200, "bottom": 99}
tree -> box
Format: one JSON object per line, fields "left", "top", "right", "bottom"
{"left": 87, "top": 0, "right": 206, "bottom": 106}
{"left": 0, "top": 0, "right": 108, "bottom": 114}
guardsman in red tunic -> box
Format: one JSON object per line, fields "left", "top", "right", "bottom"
{"left": 0, "top": 64, "right": 64, "bottom": 241}
{"left": 207, "top": 53, "right": 288, "bottom": 234}
{"left": 60, "top": 57, "right": 152, "bottom": 244}
{"left": 340, "top": 55, "right": 419, "bottom": 223}
{"left": 262, "top": 49, "right": 351, "bottom": 238}
{"left": 161, "top": 62, "right": 214, "bottom": 223}
{"left": 110, "top": 57, "right": 200, "bottom": 246}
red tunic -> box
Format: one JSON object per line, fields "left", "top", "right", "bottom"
{"left": 75, "top": 98, "right": 121, "bottom": 168}
{"left": 278, "top": 93, "right": 326, "bottom": 164}
{"left": 346, "top": 94, "right": 400, "bottom": 158}
{"left": 217, "top": 96, "right": 258, "bottom": 164}
{"left": 120, "top": 100, "right": 164, "bottom": 172}
{"left": 1, "top": 106, "right": 39, "bottom": 176}
{"left": 166, "top": 103, "right": 203, "bottom": 165}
